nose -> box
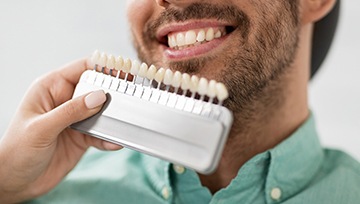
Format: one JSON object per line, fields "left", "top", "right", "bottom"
{"left": 155, "top": 0, "right": 196, "bottom": 8}
{"left": 155, "top": 0, "right": 169, "bottom": 7}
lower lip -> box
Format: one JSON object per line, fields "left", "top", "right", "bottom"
{"left": 163, "top": 35, "right": 229, "bottom": 60}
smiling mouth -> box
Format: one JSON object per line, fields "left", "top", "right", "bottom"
{"left": 156, "top": 22, "right": 237, "bottom": 59}
{"left": 160, "top": 26, "right": 235, "bottom": 50}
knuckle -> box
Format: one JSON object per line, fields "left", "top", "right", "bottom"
{"left": 63, "top": 101, "right": 79, "bottom": 119}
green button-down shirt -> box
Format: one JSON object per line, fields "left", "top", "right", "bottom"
{"left": 27, "top": 115, "right": 360, "bottom": 203}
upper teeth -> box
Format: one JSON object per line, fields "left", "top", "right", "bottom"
{"left": 168, "top": 27, "right": 225, "bottom": 49}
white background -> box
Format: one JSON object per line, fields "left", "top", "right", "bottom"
{"left": 0, "top": 1, "right": 359, "bottom": 160}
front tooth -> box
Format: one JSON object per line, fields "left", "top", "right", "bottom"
{"left": 189, "top": 75, "right": 199, "bottom": 93}
{"left": 181, "top": 73, "right": 191, "bottom": 90}
{"left": 122, "top": 58, "right": 132, "bottom": 73}
{"left": 147, "top": 65, "right": 157, "bottom": 80}
{"left": 172, "top": 71, "right": 182, "bottom": 88}
{"left": 99, "top": 52, "right": 108, "bottom": 67}
{"left": 185, "top": 30, "right": 196, "bottom": 45}
{"left": 207, "top": 80, "right": 217, "bottom": 98}
{"left": 176, "top": 33, "right": 186, "bottom": 47}
{"left": 91, "top": 50, "right": 100, "bottom": 65}
{"left": 216, "top": 82, "right": 229, "bottom": 101}
{"left": 138, "top": 63, "right": 148, "bottom": 78}
{"left": 130, "top": 60, "right": 140, "bottom": 75}
{"left": 154, "top": 67, "right": 166, "bottom": 83}
{"left": 106, "top": 55, "right": 116, "bottom": 69}
{"left": 115, "top": 56, "right": 124, "bottom": 71}
{"left": 206, "top": 28, "right": 215, "bottom": 41}
{"left": 214, "top": 30, "right": 222, "bottom": 38}
{"left": 163, "top": 69, "right": 174, "bottom": 86}
{"left": 198, "top": 77, "right": 208, "bottom": 96}
{"left": 168, "top": 35, "right": 175, "bottom": 48}
{"left": 196, "top": 30, "right": 206, "bottom": 42}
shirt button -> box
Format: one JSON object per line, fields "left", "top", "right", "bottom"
{"left": 173, "top": 165, "right": 185, "bottom": 174}
{"left": 161, "top": 186, "right": 170, "bottom": 200}
{"left": 270, "top": 187, "right": 282, "bottom": 200}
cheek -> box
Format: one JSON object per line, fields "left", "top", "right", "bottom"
{"left": 127, "top": 0, "right": 154, "bottom": 33}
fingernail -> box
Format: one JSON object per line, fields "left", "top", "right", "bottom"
{"left": 85, "top": 90, "right": 106, "bottom": 109}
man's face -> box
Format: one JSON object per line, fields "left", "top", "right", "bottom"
{"left": 127, "top": 0, "right": 300, "bottom": 112}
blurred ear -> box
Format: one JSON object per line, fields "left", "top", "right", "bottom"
{"left": 301, "top": 0, "right": 337, "bottom": 24}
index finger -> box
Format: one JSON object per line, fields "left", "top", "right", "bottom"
{"left": 56, "top": 57, "right": 93, "bottom": 86}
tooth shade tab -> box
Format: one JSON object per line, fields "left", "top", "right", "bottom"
{"left": 99, "top": 52, "right": 108, "bottom": 67}
{"left": 123, "top": 58, "right": 132, "bottom": 73}
{"left": 138, "top": 63, "right": 148, "bottom": 78}
{"left": 172, "top": 71, "right": 182, "bottom": 88}
{"left": 208, "top": 80, "right": 217, "bottom": 98}
{"left": 198, "top": 77, "right": 209, "bottom": 96}
{"left": 154, "top": 67, "right": 166, "bottom": 83}
{"left": 147, "top": 65, "right": 157, "bottom": 80}
{"left": 106, "top": 55, "right": 116, "bottom": 69}
{"left": 163, "top": 69, "right": 174, "bottom": 86}
{"left": 115, "top": 56, "right": 124, "bottom": 71}
{"left": 91, "top": 50, "right": 100, "bottom": 65}
{"left": 216, "top": 82, "right": 229, "bottom": 101}
{"left": 189, "top": 75, "right": 199, "bottom": 93}
{"left": 130, "top": 60, "right": 140, "bottom": 75}
{"left": 181, "top": 73, "right": 191, "bottom": 90}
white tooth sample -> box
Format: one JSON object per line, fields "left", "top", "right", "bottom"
{"left": 185, "top": 30, "right": 197, "bottom": 45}
{"left": 122, "top": 58, "right": 132, "bottom": 73}
{"left": 207, "top": 80, "right": 217, "bottom": 98}
{"left": 181, "top": 73, "right": 191, "bottom": 90}
{"left": 98, "top": 52, "right": 108, "bottom": 67}
{"left": 198, "top": 77, "right": 209, "bottom": 96}
{"left": 138, "top": 63, "right": 148, "bottom": 78}
{"left": 172, "top": 71, "right": 182, "bottom": 88}
{"left": 214, "top": 30, "right": 222, "bottom": 38}
{"left": 206, "top": 28, "right": 215, "bottom": 41}
{"left": 163, "top": 69, "right": 174, "bottom": 86}
{"left": 106, "top": 55, "right": 116, "bottom": 69}
{"left": 196, "top": 30, "right": 206, "bottom": 42}
{"left": 176, "top": 33, "right": 186, "bottom": 47}
{"left": 91, "top": 50, "right": 100, "bottom": 65}
{"left": 146, "top": 65, "right": 157, "bottom": 80}
{"left": 154, "top": 67, "right": 166, "bottom": 83}
{"left": 130, "top": 60, "right": 140, "bottom": 75}
{"left": 115, "top": 56, "right": 124, "bottom": 71}
{"left": 216, "top": 82, "right": 229, "bottom": 101}
{"left": 189, "top": 75, "right": 199, "bottom": 93}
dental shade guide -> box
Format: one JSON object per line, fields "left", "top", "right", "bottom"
{"left": 71, "top": 50, "right": 233, "bottom": 174}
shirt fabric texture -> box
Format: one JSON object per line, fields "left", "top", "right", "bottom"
{"left": 26, "top": 115, "right": 360, "bottom": 204}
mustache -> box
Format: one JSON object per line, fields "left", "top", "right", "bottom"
{"left": 145, "top": 3, "right": 251, "bottom": 41}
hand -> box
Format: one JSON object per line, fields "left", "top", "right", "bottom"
{"left": 0, "top": 58, "right": 122, "bottom": 203}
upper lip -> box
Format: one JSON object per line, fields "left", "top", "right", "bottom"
{"left": 156, "top": 20, "right": 237, "bottom": 46}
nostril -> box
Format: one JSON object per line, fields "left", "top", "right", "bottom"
{"left": 156, "top": 0, "right": 170, "bottom": 8}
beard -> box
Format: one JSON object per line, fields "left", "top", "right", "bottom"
{"left": 133, "top": 1, "right": 300, "bottom": 124}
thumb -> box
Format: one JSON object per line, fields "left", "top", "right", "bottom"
{"left": 42, "top": 90, "right": 107, "bottom": 135}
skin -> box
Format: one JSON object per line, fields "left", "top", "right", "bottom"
{"left": 0, "top": 0, "right": 336, "bottom": 203}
